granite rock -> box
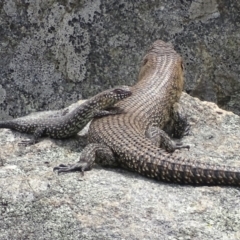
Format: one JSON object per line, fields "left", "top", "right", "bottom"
{"left": 0, "top": 93, "right": 240, "bottom": 239}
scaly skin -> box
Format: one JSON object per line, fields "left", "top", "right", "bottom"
{"left": 54, "top": 40, "right": 240, "bottom": 186}
{"left": 0, "top": 86, "right": 131, "bottom": 143}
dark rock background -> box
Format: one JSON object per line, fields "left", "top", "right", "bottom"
{"left": 0, "top": 0, "right": 240, "bottom": 119}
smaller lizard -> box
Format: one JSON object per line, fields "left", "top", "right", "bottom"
{"left": 0, "top": 86, "right": 131, "bottom": 144}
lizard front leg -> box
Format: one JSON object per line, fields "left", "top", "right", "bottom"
{"left": 53, "top": 143, "right": 117, "bottom": 175}
{"left": 18, "top": 127, "right": 45, "bottom": 146}
{"left": 171, "top": 102, "right": 190, "bottom": 138}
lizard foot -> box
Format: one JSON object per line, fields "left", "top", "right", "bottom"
{"left": 53, "top": 161, "right": 90, "bottom": 175}
{"left": 18, "top": 139, "right": 36, "bottom": 146}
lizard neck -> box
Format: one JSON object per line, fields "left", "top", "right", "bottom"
{"left": 115, "top": 52, "right": 184, "bottom": 130}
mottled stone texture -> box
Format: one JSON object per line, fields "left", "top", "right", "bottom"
{"left": 1, "top": 1, "right": 240, "bottom": 239}
{"left": 1, "top": 93, "right": 240, "bottom": 239}
{"left": 0, "top": 0, "right": 240, "bottom": 119}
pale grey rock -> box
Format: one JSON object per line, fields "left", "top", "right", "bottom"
{"left": 0, "top": 93, "right": 240, "bottom": 240}
{"left": 0, "top": 0, "right": 240, "bottom": 119}
{"left": 189, "top": 0, "right": 220, "bottom": 22}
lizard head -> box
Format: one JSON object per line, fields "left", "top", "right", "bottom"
{"left": 96, "top": 85, "right": 132, "bottom": 108}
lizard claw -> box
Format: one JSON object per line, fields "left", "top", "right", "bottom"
{"left": 18, "top": 139, "right": 36, "bottom": 146}
{"left": 175, "top": 142, "right": 190, "bottom": 151}
{"left": 182, "top": 124, "right": 190, "bottom": 137}
{"left": 53, "top": 162, "right": 89, "bottom": 176}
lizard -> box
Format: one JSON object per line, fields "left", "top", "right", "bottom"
{"left": 54, "top": 40, "right": 240, "bottom": 186}
{"left": 0, "top": 86, "right": 131, "bottom": 144}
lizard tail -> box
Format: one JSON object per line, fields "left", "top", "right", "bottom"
{"left": 89, "top": 115, "right": 240, "bottom": 186}
{"left": 0, "top": 120, "right": 29, "bottom": 133}
{"left": 0, "top": 121, "right": 12, "bottom": 129}
{"left": 113, "top": 133, "right": 240, "bottom": 186}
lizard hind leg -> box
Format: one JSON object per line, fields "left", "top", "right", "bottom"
{"left": 171, "top": 102, "right": 190, "bottom": 138}
{"left": 146, "top": 126, "right": 189, "bottom": 153}
{"left": 53, "top": 143, "right": 117, "bottom": 175}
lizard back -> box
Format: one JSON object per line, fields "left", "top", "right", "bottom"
{"left": 89, "top": 40, "right": 183, "bottom": 147}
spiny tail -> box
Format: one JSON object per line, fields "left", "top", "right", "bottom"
{"left": 152, "top": 154, "right": 240, "bottom": 186}
{"left": 117, "top": 136, "right": 240, "bottom": 186}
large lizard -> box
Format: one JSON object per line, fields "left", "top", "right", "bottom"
{"left": 54, "top": 40, "right": 240, "bottom": 186}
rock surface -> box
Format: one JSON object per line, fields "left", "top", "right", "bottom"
{"left": 0, "top": 0, "right": 240, "bottom": 119}
{"left": 1, "top": 93, "right": 240, "bottom": 240}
